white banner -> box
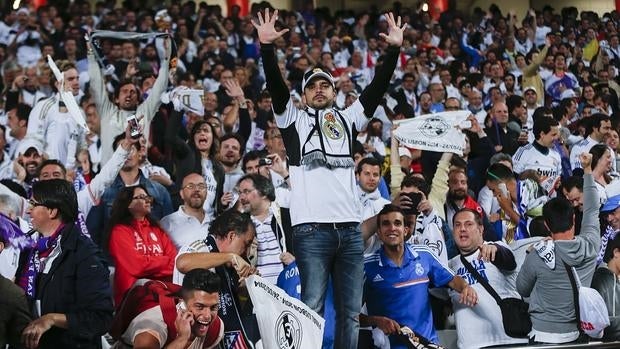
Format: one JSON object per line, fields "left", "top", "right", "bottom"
{"left": 393, "top": 110, "right": 470, "bottom": 156}
{"left": 161, "top": 86, "right": 205, "bottom": 116}
{"left": 246, "top": 275, "right": 325, "bottom": 349}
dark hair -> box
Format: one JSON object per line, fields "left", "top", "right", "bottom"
{"left": 113, "top": 79, "right": 139, "bottom": 100}
{"left": 453, "top": 208, "right": 483, "bottom": 226}
{"left": 242, "top": 150, "right": 267, "bottom": 172}
{"left": 376, "top": 204, "right": 404, "bottom": 227}
{"left": 506, "top": 95, "right": 523, "bottom": 115}
{"left": 112, "top": 132, "right": 142, "bottom": 151}
{"left": 356, "top": 157, "right": 381, "bottom": 174}
{"left": 562, "top": 176, "right": 583, "bottom": 192}
{"left": 533, "top": 116, "right": 559, "bottom": 140}
{"left": 31, "top": 179, "right": 78, "bottom": 223}
{"left": 352, "top": 140, "right": 365, "bottom": 157}
{"left": 590, "top": 144, "right": 610, "bottom": 170}
{"left": 400, "top": 175, "right": 430, "bottom": 197}
{"left": 108, "top": 185, "right": 159, "bottom": 230}
{"left": 486, "top": 163, "right": 514, "bottom": 183}
{"left": 208, "top": 210, "right": 253, "bottom": 239}
{"left": 585, "top": 113, "right": 610, "bottom": 136}
{"left": 219, "top": 133, "right": 246, "bottom": 158}
{"left": 543, "top": 197, "right": 574, "bottom": 233}
{"left": 238, "top": 173, "right": 275, "bottom": 201}
{"left": 15, "top": 103, "right": 31, "bottom": 122}
{"left": 181, "top": 268, "right": 221, "bottom": 299}
{"left": 37, "top": 159, "right": 67, "bottom": 178}
{"left": 603, "top": 234, "right": 620, "bottom": 263}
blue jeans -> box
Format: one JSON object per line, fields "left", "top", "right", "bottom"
{"left": 293, "top": 223, "right": 363, "bottom": 349}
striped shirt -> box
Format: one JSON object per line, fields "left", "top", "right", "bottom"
{"left": 252, "top": 212, "right": 283, "bottom": 284}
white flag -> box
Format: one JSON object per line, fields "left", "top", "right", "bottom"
{"left": 161, "top": 86, "right": 204, "bottom": 116}
{"left": 246, "top": 275, "right": 324, "bottom": 349}
{"left": 393, "top": 110, "right": 470, "bottom": 155}
{"left": 47, "top": 55, "right": 90, "bottom": 132}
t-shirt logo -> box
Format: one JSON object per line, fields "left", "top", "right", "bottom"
{"left": 415, "top": 263, "right": 425, "bottom": 276}
{"left": 372, "top": 274, "right": 384, "bottom": 282}
{"left": 321, "top": 112, "right": 344, "bottom": 140}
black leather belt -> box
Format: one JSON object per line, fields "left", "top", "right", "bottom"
{"left": 314, "top": 222, "right": 359, "bottom": 230}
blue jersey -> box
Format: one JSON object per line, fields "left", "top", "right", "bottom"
{"left": 363, "top": 244, "right": 454, "bottom": 347}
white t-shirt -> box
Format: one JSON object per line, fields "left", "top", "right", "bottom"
{"left": 513, "top": 143, "right": 562, "bottom": 194}
{"left": 160, "top": 206, "right": 211, "bottom": 249}
{"left": 448, "top": 243, "right": 528, "bottom": 348}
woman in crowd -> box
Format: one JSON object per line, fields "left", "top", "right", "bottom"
{"left": 108, "top": 185, "right": 177, "bottom": 306}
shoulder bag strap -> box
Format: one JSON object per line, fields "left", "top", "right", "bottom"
{"left": 460, "top": 254, "right": 502, "bottom": 304}
{"left": 562, "top": 261, "right": 583, "bottom": 333}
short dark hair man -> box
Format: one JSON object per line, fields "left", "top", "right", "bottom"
{"left": 118, "top": 269, "right": 224, "bottom": 348}
{"left": 361, "top": 205, "right": 477, "bottom": 346}
{"left": 516, "top": 153, "right": 601, "bottom": 344}
{"left": 174, "top": 210, "right": 258, "bottom": 347}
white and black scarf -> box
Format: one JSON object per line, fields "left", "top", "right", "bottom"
{"left": 301, "top": 108, "right": 355, "bottom": 168}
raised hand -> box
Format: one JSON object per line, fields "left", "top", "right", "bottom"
{"left": 251, "top": 8, "right": 289, "bottom": 44}
{"left": 223, "top": 78, "right": 245, "bottom": 100}
{"left": 378, "top": 12, "right": 406, "bottom": 47}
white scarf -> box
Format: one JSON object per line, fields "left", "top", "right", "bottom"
{"left": 301, "top": 108, "right": 355, "bottom": 168}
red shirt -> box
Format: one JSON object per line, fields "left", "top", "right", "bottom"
{"left": 109, "top": 219, "right": 177, "bottom": 305}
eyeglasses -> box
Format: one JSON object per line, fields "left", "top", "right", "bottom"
{"left": 28, "top": 199, "right": 46, "bottom": 209}
{"left": 132, "top": 195, "right": 153, "bottom": 202}
{"left": 238, "top": 188, "right": 256, "bottom": 196}
{"left": 183, "top": 183, "right": 207, "bottom": 191}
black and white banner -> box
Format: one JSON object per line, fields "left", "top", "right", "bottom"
{"left": 246, "top": 275, "right": 325, "bottom": 349}
{"left": 393, "top": 111, "right": 470, "bottom": 155}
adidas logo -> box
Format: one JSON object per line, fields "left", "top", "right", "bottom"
{"left": 373, "top": 274, "right": 384, "bottom": 282}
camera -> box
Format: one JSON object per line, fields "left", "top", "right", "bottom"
{"left": 401, "top": 192, "right": 423, "bottom": 216}
{"left": 258, "top": 158, "right": 273, "bottom": 166}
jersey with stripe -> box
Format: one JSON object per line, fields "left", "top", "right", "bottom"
{"left": 513, "top": 143, "right": 562, "bottom": 193}
{"left": 364, "top": 244, "right": 454, "bottom": 347}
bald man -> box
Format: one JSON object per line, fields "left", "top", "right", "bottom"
{"left": 160, "top": 173, "right": 211, "bottom": 248}
{"left": 484, "top": 102, "right": 520, "bottom": 155}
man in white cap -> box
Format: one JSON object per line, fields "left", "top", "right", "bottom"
{"left": 253, "top": 9, "right": 406, "bottom": 348}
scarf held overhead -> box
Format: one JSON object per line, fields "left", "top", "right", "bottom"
{"left": 393, "top": 111, "right": 470, "bottom": 156}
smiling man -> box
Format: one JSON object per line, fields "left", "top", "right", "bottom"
{"left": 117, "top": 268, "right": 224, "bottom": 349}
{"left": 361, "top": 205, "right": 476, "bottom": 348}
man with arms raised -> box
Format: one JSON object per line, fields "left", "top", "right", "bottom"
{"left": 253, "top": 9, "right": 405, "bottom": 347}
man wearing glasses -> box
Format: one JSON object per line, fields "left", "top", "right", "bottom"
{"left": 161, "top": 173, "right": 211, "bottom": 249}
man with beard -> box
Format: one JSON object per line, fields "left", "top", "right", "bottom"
{"left": 5, "top": 103, "right": 30, "bottom": 160}
{"left": 445, "top": 168, "right": 499, "bottom": 241}
{"left": 87, "top": 36, "right": 170, "bottom": 164}
{"left": 161, "top": 173, "right": 211, "bottom": 249}
{"left": 115, "top": 268, "right": 224, "bottom": 349}
{"left": 218, "top": 134, "right": 245, "bottom": 194}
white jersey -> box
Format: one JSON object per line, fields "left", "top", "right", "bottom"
{"left": 513, "top": 143, "right": 562, "bottom": 194}
{"left": 570, "top": 136, "right": 598, "bottom": 170}
{"left": 25, "top": 94, "right": 87, "bottom": 168}
{"left": 275, "top": 99, "right": 369, "bottom": 225}
{"left": 358, "top": 187, "right": 391, "bottom": 221}
{"left": 448, "top": 243, "right": 528, "bottom": 348}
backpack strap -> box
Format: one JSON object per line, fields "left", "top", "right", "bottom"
{"left": 460, "top": 254, "right": 502, "bottom": 304}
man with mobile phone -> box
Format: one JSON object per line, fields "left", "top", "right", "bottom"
{"left": 114, "top": 269, "right": 224, "bottom": 349}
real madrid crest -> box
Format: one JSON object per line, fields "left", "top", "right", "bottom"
{"left": 415, "top": 262, "right": 424, "bottom": 276}
{"left": 321, "top": 112, "right": 344, "bottom": 140}
{"left": 275, "top": 311, "right": 303, "bottom": 349}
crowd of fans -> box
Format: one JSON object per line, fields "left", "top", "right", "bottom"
{"left": 0, "top": 0, "right": 620, "bottom": 348}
